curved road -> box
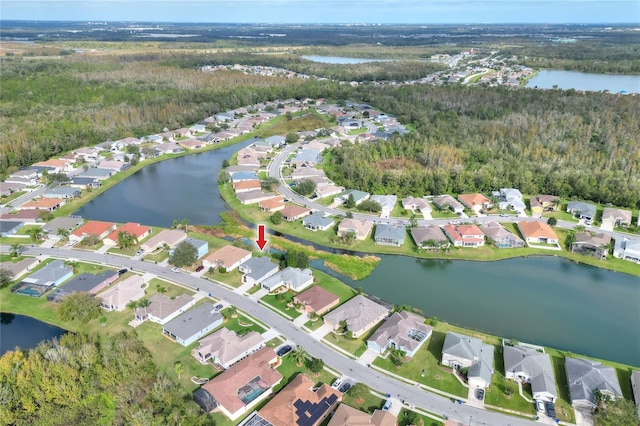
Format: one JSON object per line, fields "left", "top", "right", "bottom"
{"left": 13, "top": 245, "right": 535, "bottom": 426}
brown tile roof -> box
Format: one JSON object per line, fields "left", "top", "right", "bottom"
{"left": 257, "top": 374, "right": 341, "bottom": 426}
{"left": 281, "top": 205, "right": 311, "bottom": 220}
{"left": 233, "top": 180, "right": 262, "bottom": 191}
{"left": 293, "top": 286, "right": 339, "bottom": 314}
{"left": 204, "top": 245, "right": 252, "bottom": 269}
{"left": 201, "top": 347, "right": 282, "bottom": 414}
{"left": 327, "top": 404, "right": 397, "bottom": 426}
{"left": 458, "top": 193, "right": 491, "bottom": 208}
{"left": 517, "top": 221, "right": 558, "bottom": 240}
{"left": 22, "top": 198, "right": 65, "bottom": 209}
{"left": 105, "top": 222, "right": 151, "bottom": 241}
{"left": 259, "top": 196, "right": 285, "bottom": 210}
{"left": 1, "top": 209, "right": 42, "bottom": 220}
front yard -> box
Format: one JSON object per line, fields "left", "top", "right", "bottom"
{"left": 261, "top": 290, "right": 303, "bottom": 319}
{"left": 324, "top": 330, "right": 371, "bottom": 358}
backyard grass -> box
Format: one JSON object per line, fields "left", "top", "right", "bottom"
{"left": 324, "top": 330, "right": 370, "bottom": 358}
{"left": 261, "top": 290, "right": 303, "bottom": 319}
{"left": 373, "top": 330, "right": 468, "bottom": 398}
{"left": 313, "top": 269, "right": 357, "bottom": 304}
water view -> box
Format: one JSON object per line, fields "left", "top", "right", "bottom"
{"left": 75, "top": 139, "right": 254, "bottom": 227}
{"left": 325, "top": 255, "right": 640, "bottom": 366}
{"left": 302, "top": 55, "right": 391, "bottom": 64}
{"left": 0, "top": 313, "right": 66, "bottom": 356}
{"left": 526, "top": 69, "right": 640, "bottom": 93}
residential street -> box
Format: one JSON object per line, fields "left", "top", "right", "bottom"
{"left": 6, "top": 245, "right": 537, "bottom": 426}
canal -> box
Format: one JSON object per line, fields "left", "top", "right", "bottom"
{"left": 74, "top": 141, "right": 640, "bottom": 366}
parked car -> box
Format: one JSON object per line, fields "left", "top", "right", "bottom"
{"left": 476, "top": 388, "right": 485, "bottom": 400}
{"left": 535, "top": 400, "right": 545, "bottom": 413}
{"left": 277, "top": 345, "right": 292, "bottom": 357}
{"left": 195, "top": 265, "right": 204, "bottom": 272}
{"left": 331, "top": 378, "right": 343, "bottom": 390}
{"left": 118, "top": 268, "right": 128, "bottom": 275}
{"left": 136, "top": 249, "right": 144, "bottom": 256}
{"left": 545, "top": 402, "right": 556, "bottom": 418}
{"left": 213, "top": 304, "right": 223, "bottom": 312}
{"left": 171, "top": 267, "right": 181, "bottom": 273}
{"left": 339, "top": 383, "right": 351, "bottom": 393}
{"left": 382, "top": 399, "right": 392, "bottom": 411}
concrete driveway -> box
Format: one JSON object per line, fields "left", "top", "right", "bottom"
{"left": 574, "top": 407, "right": 594, "bottom": 426}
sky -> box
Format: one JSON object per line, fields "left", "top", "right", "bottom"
{"left": 1, "top": 0, "right": 638, "bottom": 24}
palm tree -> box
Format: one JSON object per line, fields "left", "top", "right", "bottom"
{"left": 181, "top": 218, "right": 190, "bottom": 232}
{"left": 64, "top": 260, "right": 79, "bottom": 274}
{"left": 57, "top": 228, "right": 70, "bottom": 241}
{"left": 126, "top": 300, "right": 138, "bottom": 310}
{"left": 137, "top": 298, "right": 151, "bottom": 315}
{"left": 172, "top": 219, "right": 179, "bottom": 230}
{"left": 28, "top": 227, "right": 46, "bottom": 242}
{"left": 174, "top": 362, "right": 184, "bottom": 379}
{"left": 292, "top": 346, "right": 308, "bottom": 367}
{"left": 117, "top": 231, "right": 137, "bottom": 250}
{"left": 228, "top": 305, "right": 238, "bottom": 318}
{"left": 9, "top": 243, "right": 20, "bottom": 258}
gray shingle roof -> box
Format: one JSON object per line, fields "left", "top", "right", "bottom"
{"left": 375, "top": 224, "right": 406, "bottom": 244}
{"left": 21, "top": 259, "right": 73, "bottom": 287}
{"left": 324, "top": 295, "right": 389, "bottom": 334}
{"left": 504, "top": 346, "right": 557, "bottom": 399}
{"left": 565, "top": 357, "right": 623, "bottom": 406}
{"left": 567, "top": 201, "right": 597, "bottom": 218}
{"left": 303, "top": 211, "right": 334, "bottom": 229}
{"left": 468, "top": 344, "right": 494, "bottom": 385}
{"left": 239, "top": 257, "right": 279, "bottom": 282}
{"left": 367, "top": 311, "right": 433, "bottom": 353}
{"left": 410, "top": 226, "right": 448, "bottom": 245}
{"left": 41, "top": 216, "right": 83, "bottom": 234}
{"left": 162, "top": 303, "right": 223, "bottom": 341}
{"left": 442, "top": 332, "right": 483, "bottom": 361}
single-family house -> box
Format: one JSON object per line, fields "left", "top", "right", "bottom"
{"left": 567, "top": 201, "right": 597, "bottom": 222}
{"left": 42, "top": 186, "right": 81, "bottom": 199}
{"left": 98, "top": 275, "right": 146, "bottom": 312}
{"left": 261, "top": 267, "right": 314, "bottom": 292}
{"left": 327, "top": 403, "right": 397, "bottom": 426}
{"left": 291, "top": 149, "right": 322, "bottom": 167}
{"left": 374, "top": 224, "right": 406, "bottom": 247}
{"left": 70, "top": 220, "right": 117, "bottom": 243}
{"left": 259, "top": 196, "right": 286, "bottom": 213}
{"left": 441, "top": 332, "right": 494, "bottom": 389}
{"left": 571, "top": 232, "right": 611, "bottom": 260}
{"left": 75, "top": 167, "right": 114, "bottom": 180}
{"left": 33, "top": 159, "right": 72, "bottom": 173}
{"left": 178, "top": 139, "right": 203, "bottom": 150}
{"left": 162, "top": 302, "right": 224, "bottom": 347}
{"left": 281, "top": 205, "right": 312, "bottom": 222}
{"left": 493, "top": 188, "right": 526, "bottom": 213}
{"left": 18, "top": 259, "right": 73, "bottom": 288}
{"left": 0, "top": 221, "right": 25, "bottom": 237}
{"left": 315, "top": 184, "right": 345, "bottom": 199}
{"left": 370, "top": 195, "right": 397, "bottom": 217}
{"left": 458, "top": 193, "right": 492, "bottom": 214}
{"left": 613, "top": 237, "right": 640, "bottom": 263}
{"left": 7, "top": 169, "right": 39, "bottom": 185}
{"left": 367, "top": 311, "right": 433, "bottom": 358}
{"left": 336, "top": 189, "right": 370, "bottom": 206}
{"left": 233, "top": 180, "right": 262, "bottom": 194}
{"left": 140, "top": 229, "right": 187, "bottom": 252}
{"left": 193, "top": 347, "right": 283, "bottom": 419}
{"left": 480, "top": 222, "right": 524, "bottom": 249}
{"left": 226, "top": 165, "right": 259, "bottom": 174}
{"left": 324, "top": 295, "right": 390, "bottom": 338}
{"left": 402, "top": 196, "right": 432, "bottom": 214}
{"left": 601, "top": 207, "right": 633, "bottom": 228}
{"left": 230, "top": 171, "right": 260, "bottom": 183}
{"left": 237, "top": 189, "right": 276, "bottom": 205}
{"left": 264, "top": 135, "right": 286, "bottom": 147}
{"left": 432, "top": 195, "right": 464, "bottom": 214}
{"left": 170, "top": 237, "right": 209, "bottom": 260}
{"left": 0, "top": 181, "right": 26, "bottom": 197}
{"left": 249, "top": 374, "right": 342, "bottom": 426}
{"left": 103, "top": 222, "right": 152, "bottom": 246}
{"left": 21, "top": 197, "right": 66, "bottom": 212}
{"left": 194, "top": 328, "right": 265, "bottom": 368}
{"left": 0, "top": 258, "right": 39, "bottom": 280}
{"left": 631, "top": 370, "right": 640, "bottom": 420}
{"left": 443, "top": 224, "right": 485, "bottom": 248}
{"left": 293, "top": 286, "right": 340, "bottom": 315}
{"left": 290, "top": 166, "right": 325, "bottom": 180}
{"left": 337, "top": 218, "right": 374, "bottom": 241}
{"left": 46, "top": 270, "right": 119, "bottom": 302}
{"left": 504, "top": 345, "right": 557, "bottom": 402}
{"left": 203, "top": 245, "right": 252, "bottom": 272}
{"left": 41, "top": 216, "right": 84, "bottom": 240}
{"left": 517, "top": 221, "right": 559, "bottom": 245}
{"left": 156, "top": 143, "right": 185, "bottom": 154}
{"left": 410, "top": 225, "right": 450, "bottom": 250}
{"left": 98, "top": 160, "right": 131, "bottom": 172}
{"left": 239, "top": 257, "right": 279, "bottom": 286}
{"left": 303, "top": 211, "right": 334, "bottom": 231}
{"left": 135, "top": 294, "right": 196, "bottom": 324}
{"left": 236, "top": 152, "right": 261, "bottom": 167}
{"left": 70, "top": 177, "right": 101, "bottom": 189}
{"left": 530, "top": 195, "right": 559, "bottom": 217}
{"left": 565, "top": 357, "right": 622, "bottom": 409}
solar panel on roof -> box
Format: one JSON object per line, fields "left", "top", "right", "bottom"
{"left": 295, "top": 395, "right": 338, "bottom": 426}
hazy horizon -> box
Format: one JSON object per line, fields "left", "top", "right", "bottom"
{"left": 2, "top": 1, "right": 638, "bottom": 24}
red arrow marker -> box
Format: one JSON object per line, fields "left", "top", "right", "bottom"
{"left": 256, "top": 224, "right": 268, "bottom": 251}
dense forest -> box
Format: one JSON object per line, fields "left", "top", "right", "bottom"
{"left": 0, "top": 332, "right": 209, "bottom": 425}
{"left": 327, "top": 84, "right": 640, "bottom": 208}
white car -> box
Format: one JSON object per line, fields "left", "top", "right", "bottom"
{"left": 171, "top": 267, "right": 181, "bottom": 273}
{"left": 331, "top": 378, "right": 342, "bottom": 390}
{"left": 535, "top": 399, "right": 545, "bottom": 413}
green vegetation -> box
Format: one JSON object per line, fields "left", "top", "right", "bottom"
{"left": 261, "top": 291, "right": 303, "bottom": 319}
{"left": 257, "top": 111, "right": 335, "bottom": 137}
{"left": 169, "top": 241, "right": 198, "bottom": 267}
{"left": 325, "top": 331, "right": 370, "bottom": 358}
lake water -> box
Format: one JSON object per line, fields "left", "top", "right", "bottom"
{"left": 75, "top": 139, "right": 254, "bottom": 227}
{"left": 526, "top": 70, "right": 640, "bottom": 93}
{"left": 0, "top": 313, "right": 66, "bottom": 356}
{"left": 318, "top": 255, "right": 640, "bottom": 366}
{"left": 72, "top": 142, "right": 640, "bottom": 366}
{"left": 302, "top": 55, "right": 391, "bottom": 64}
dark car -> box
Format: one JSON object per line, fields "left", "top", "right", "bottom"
{"left": 118, "top": 268, "right": 128, "bottom": 275}
{"left": 195, "top": 265, "right": 204, "bottom": 272}
{"left": 339, "top": 383, "right": 351, "bottom": 393}
{"left": 277, "top": 345, "right": 292, "bottom": 357}
{"left": 213, "top": 304, "right": 224, "bottom": 312}
{"left": 476, "top": 388, "right": 485, "bottom": 400}
{"left": 545, "top": 402, "right": 556, "bottom": 418}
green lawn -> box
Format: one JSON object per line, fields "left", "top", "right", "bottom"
{"left": 15, "top": 224, "right": 43, "bottom": 236}
{"left": 1, "top": 190, "right": 27, "bottom": 204}
{"left": 261, "top": 291, "right": 303, "bottom": 319}
{"left": 276, "top": 354, "right": 337, "bottom": 391}
{"left": 486, "top": 347, "right": 537, "bottom": 415}
{"left": 373, "top": 330, "right": 468, "bottom": 397}
{"left": 324, "top": 330, "right": 370, "bottom": 358}
{"left": 398, "top": 408, "right": 443, "bottom": 426}
{"left": 313, "top": 270, "right": 357, "bottom": 304}
{"left": 219, "top": 307, "right": 266, "bottom": 335}
{"left": 144, "top": 249, "right": 169, "bottom": 263}
{"left": 342, "top": 391, "right": 385, "bottom": 415}
{"left": 304, "top": 317, "right": 325, "bottom": 331}
{"left": 245, "top": 284, "right": 262, "bottom": 295}
{"left": 430, "top": 209, "right": 459, "bottom": 219}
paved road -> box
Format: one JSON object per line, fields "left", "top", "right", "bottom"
{"left": 0, "top": 186, "right": 46, "bottom": 215}
{"left": 11, "top": 245, "right": 535, "bottom": 426}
